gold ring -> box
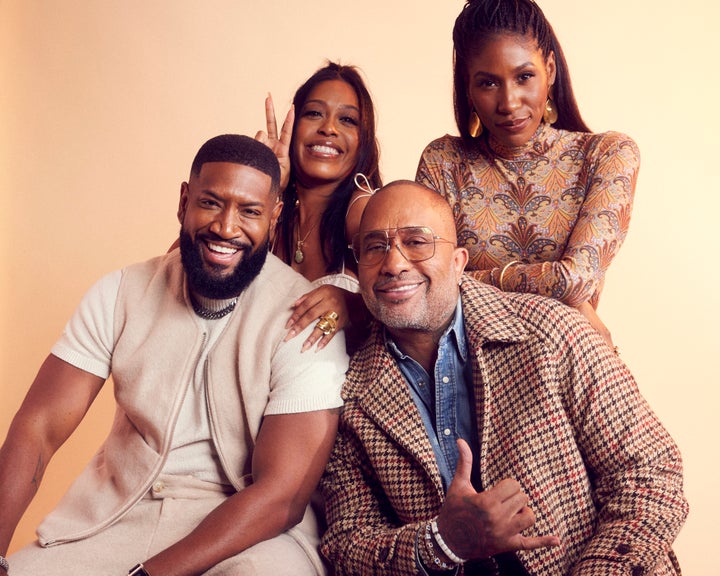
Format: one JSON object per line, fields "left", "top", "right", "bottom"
{"left": 315, "top": 311, "right": 339, "bottom": 335}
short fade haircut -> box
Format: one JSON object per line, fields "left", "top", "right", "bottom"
{"left": 189, "top": 134, "right": 280, "bottom": 195}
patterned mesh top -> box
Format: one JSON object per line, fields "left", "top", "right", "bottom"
{"left": 415, "top": 122, "right": 640, "bottom": 308}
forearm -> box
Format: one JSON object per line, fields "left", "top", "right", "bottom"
{"left": 0, "top": 357, "right": 105, "bottom": 554}
{"left": 142, "top": 482, "right": 305, "bottom": 576}
{"left": 462, "top": 269, "right": 492, "bottom": 285}
{"left": 322, "top": 515, "right": 420, "bottom": 576}
{"left": 566, "top": 324, "right": 687, "bottom": 572}
{"left": 0, "top": 420, "right": 50, "bottom": 554}
{"left": 485, "top": 258, "right": 599, "bottom": 306}
{"left": 463, "top": 255, "right": 602, "bottom": 305}
{"left": 579, "top": 418, "right": 687, "bottom": 572}
{"left": 142, "top": 410, "right": 338, "bottom": 576}
{"left": 321, "top": 435, "right": 421, "bottom": 576}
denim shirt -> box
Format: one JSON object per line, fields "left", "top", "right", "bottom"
{"left": 386, "top": 298, "right": 479, "bottom": 491}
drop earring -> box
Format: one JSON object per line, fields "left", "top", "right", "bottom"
{"left": 543, "top": 91, "right": 558, "bottom": 125}
{"left": 468, "top": 110, "right": 482, "bottom": 138}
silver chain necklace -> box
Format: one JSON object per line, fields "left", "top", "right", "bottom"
{"left": 190, "top": 296, "right": 238, "bottom": 320}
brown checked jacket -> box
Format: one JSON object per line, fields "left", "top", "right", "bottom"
{"left": 320, "top": 276, "right": 687, "bottom": 576}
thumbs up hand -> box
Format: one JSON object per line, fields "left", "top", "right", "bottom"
{"left": 435, "top": 439, "right": 561, "bottom": 561}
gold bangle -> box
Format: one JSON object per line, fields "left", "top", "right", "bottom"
{"left": 498, "top": 260, "right": 520, "bottom": 291}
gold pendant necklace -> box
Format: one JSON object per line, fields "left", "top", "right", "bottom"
{"left": 294, "top": 216, "right": 318, "bottom": 264}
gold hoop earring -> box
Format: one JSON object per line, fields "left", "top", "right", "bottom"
{"left": 468, "top": 110, "right": 482, "bottom": 138}
{"left": 543, "top": 97, "right": 558, "bottom": 125}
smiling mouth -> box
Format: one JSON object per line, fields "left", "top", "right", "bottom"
{"left": 380, "top": 283, "right": 421, "bottom": 293}
{"left": 376, "top": 281, "right": 425, "bottom": 303}
{"left": 309, "top": 144, "right": 340, "bottom": 156}
{"left": 207, "top": 242, "right": 239, "bottom": 255}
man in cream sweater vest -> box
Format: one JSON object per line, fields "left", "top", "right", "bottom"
{"left": 0, "top": 134, "right": 348, "bottom": 576}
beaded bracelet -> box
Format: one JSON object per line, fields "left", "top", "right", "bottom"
{"left": 0, "top": 554, "right": 9, "bottom": 573}
{"left": 431, "top": 519, "right": 467, "bottom": 565}
{"left": 418, "top": 521, "right": 455, "bottom": 571}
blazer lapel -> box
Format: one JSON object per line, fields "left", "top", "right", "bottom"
{"left": 354, "top": 330, "right": 444, "bottom": 496}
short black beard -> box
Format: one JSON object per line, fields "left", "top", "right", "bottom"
{"left": 179, "top": 229, "right": 269, "bottom": 299}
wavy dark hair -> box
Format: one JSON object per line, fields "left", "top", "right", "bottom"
{"left": 453, "top": 0, "right": 590, "bottom": 141}
{"left": 278, "top": 61, "right": 382, "bottom": 273}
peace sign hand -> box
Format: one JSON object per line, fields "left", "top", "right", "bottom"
{"left": 255, "top": 93, "right": 294, "bottom": 193}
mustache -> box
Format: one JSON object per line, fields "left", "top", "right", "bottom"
{"left": 373, "top": 272, "right": 424, "bottom": 289}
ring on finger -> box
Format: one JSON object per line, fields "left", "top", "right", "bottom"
{"left": 315, "top": 311, "right": 339, "bottom": 335}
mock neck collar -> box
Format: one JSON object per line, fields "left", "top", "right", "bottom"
{"left": 486, "top": 121, "right": 553, "bottom": 160}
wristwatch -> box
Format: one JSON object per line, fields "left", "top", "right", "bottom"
{"left": 129, "top": 564, "right": 151, "bottom": 576}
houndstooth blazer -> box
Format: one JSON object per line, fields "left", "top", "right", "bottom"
{"left": 320, "top": 277, "right": 687, "bottom": 576}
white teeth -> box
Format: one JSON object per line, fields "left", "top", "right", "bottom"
{"left": 387, "top": 284, "right": 418, "bottom": 292}
{"left": 311, "top": 145, "right": 339, "bottom": 156}
{"left": 208, "top": 242, "right": 237, "bottom": 254}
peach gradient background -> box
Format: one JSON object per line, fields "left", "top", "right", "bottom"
{"left": 1, "top": 1, "right": 718, "bottom": 573}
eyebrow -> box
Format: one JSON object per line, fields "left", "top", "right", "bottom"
{"left": 199, "top": 189, "right": 265, "bottom": 207}
{"left": 472, "top": 61, "right": 537, "bottom": 80}
{"left": 304, "top": 99, "right": 360, "bottom": 113}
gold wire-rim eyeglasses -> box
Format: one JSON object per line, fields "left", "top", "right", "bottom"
{"left": 350, "top": 226, "right": 455, "bottom": 267}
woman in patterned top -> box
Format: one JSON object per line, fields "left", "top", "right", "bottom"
{"left": 416, "top": 0, "right": 639, "bottom": 347}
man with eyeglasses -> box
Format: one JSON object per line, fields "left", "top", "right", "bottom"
{"left": 320, "top": 180, "right": 687, "bottom": 576}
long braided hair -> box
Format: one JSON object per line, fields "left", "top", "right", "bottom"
{"left": 452, "top": 0, "right": 590, "bottom": 141}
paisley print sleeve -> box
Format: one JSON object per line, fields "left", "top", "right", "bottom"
{"left": 501, "top": 131, "right": 640, "bottom": 306}
{"left": 415, "top": 137, "right": 450, "bottom": 195}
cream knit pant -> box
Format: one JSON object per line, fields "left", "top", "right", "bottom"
{"left": 9, "top": 475, "right": 326, "bottom": 575}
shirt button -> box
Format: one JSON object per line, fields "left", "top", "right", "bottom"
{"left": 152, "top": 480, "right": 165, "bottom": 493}
{"left": 443, "top": 428, "right": 452, "bottom": 436}
{"left": 442, "top": 376, "right": 450, "bottom": 384}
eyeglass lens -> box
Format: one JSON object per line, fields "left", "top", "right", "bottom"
{"left": 354, "top": 226, "right": 436, "bottom": 266}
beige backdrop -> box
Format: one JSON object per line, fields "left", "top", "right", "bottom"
{"left": 1, "top": 1, "right": 717, "bottom": 573}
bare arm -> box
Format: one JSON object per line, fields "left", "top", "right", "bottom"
{"left": 0, "top": 355, "right": 105, "bottom": 556}
{"left": 141, "top": 408, "right": 339, "bottom": 576}
{"left": 284, "top": 188, "right": 372, "bottom": 352}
